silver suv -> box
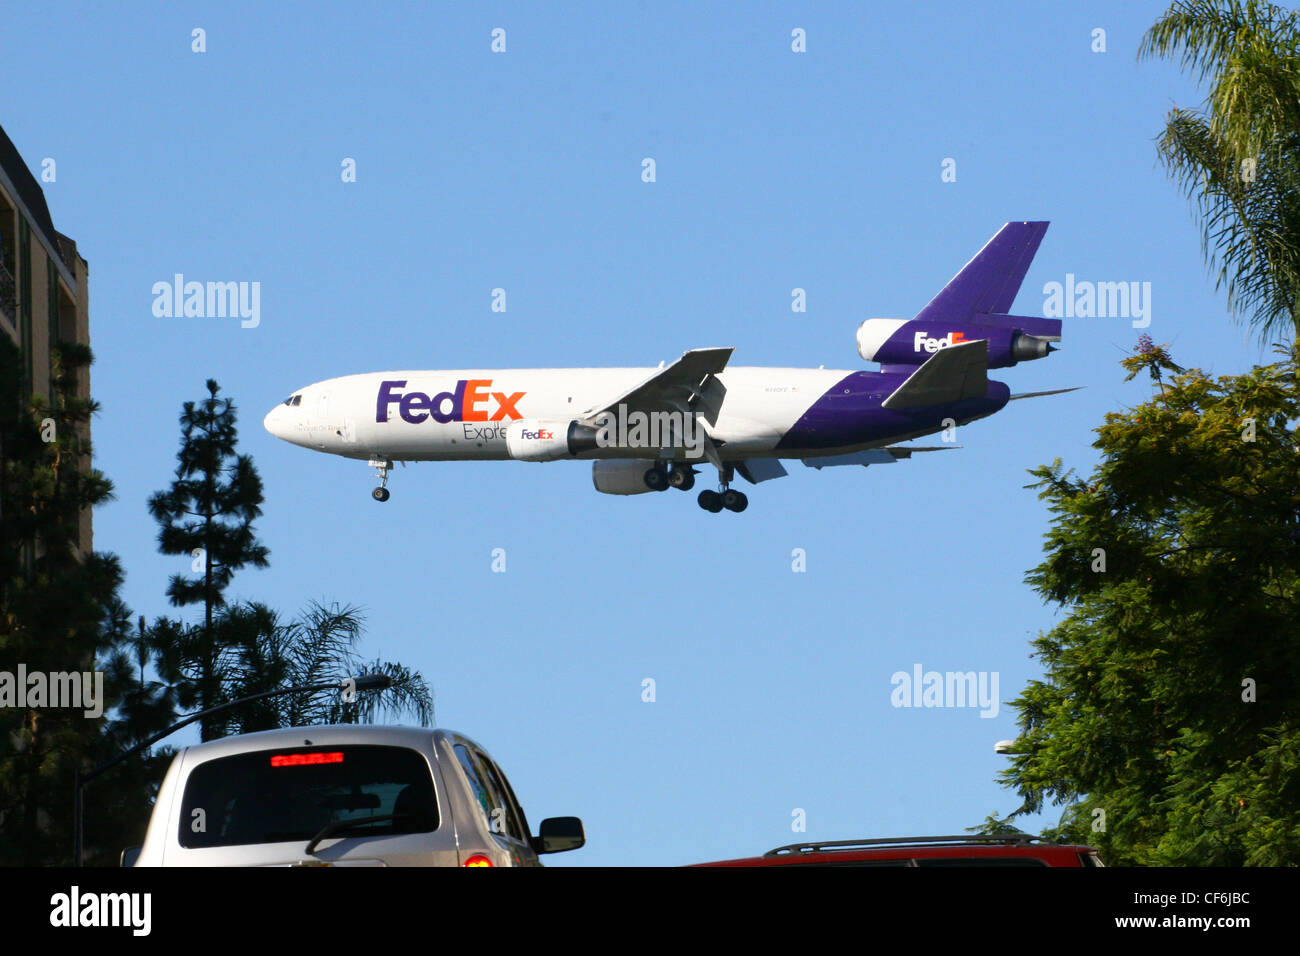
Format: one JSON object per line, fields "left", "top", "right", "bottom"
{"left": 128, "top": 724, "right": 584, "bottom": 866}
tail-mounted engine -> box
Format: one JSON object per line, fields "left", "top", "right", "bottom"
{"left": 856, "top": 315, "right": 1061, "bottom": 369}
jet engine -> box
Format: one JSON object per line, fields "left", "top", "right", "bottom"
{"left": 592, "top": 459, "right": 659, "bottom": 495}
{"left": 856, "top": 317, "right": 1058, "bottom": 369}
{"left": 506, "top": 420, "right": 601, "bottom": 461}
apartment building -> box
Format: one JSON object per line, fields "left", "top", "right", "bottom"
{"left": 0, "top": 122, "right": 92, "bottom": 550}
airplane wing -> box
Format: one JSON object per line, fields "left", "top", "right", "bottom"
{"left": 581, "top": 347, "right": 734, "bottom": 425}
{"left": 801, "top": 446, "right": 960, "bottom": 469}
{"left": 880, "top": 339, "right": 988, "bottom": 410}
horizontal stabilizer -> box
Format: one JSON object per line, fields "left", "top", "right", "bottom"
{"left": 1008, "top": 386, "right": 1083, "bottom": 401}
{"left": 881, "top": 339, "right": 988, "bottom": 410}
{"left": 972, "top": 312, "right": 1062, "bottom": 341}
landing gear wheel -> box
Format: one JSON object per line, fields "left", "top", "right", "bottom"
{"left": 698, "top": 490, "right": 724, "bottom": 513}
{"left": 369, "top": 458, "right": 394, "bottom": 502}
{"left": 668, "top": 468, "right": 695, "bottom": 491}
{"left": 643, "top": 466, "right": 669, "bottom": 491}
{"left": 723, "top": 490, "right": 748, "bottom": 512}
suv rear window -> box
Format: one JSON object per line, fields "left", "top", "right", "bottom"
{"left": 179, "top": 745, "right": 438, "bottom": 849}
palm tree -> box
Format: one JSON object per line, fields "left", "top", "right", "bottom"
{"left": 1139, "top": 0, "right": 1300, "bottom": 341}
{"left": 146, "top": 599, "right": 434, "bottom": 736}
{"left": 222, "top": 600, "right": 434, "bottom": 732}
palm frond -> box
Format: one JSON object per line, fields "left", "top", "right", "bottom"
{"left": 1141, "top": 1, "right": 1300, "bottom": 340}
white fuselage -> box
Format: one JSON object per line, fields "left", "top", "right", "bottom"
{"left": 263, "top": 366, "right": 873, "bottom": 463}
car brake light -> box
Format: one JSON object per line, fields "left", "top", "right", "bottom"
{"left": 463, "top": 855, "right": 493, "bottom": 867}
{"left": 270, "top": 752, "right": 345, "bottom": 767}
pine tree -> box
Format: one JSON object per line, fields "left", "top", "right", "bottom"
{"left": 146, "top": 380, "right": 268, "bottom": 740}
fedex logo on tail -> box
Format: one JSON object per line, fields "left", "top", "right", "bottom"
{"left": 377, "top": 379, "right": 525, "bottom": 424}
{"left": 913, "top": 330, "right": 967, "bottom": 353}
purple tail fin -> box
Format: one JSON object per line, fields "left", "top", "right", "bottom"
{"left": 914, "top": 222, "right": 1052, "bottom": 334}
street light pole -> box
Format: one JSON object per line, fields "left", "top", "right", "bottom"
{"left": 73, "top": 673, "right": 394, "bottom": 866}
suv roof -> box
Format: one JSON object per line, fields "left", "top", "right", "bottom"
{"left": 694, "top": 834, "right": 1103, "bottom": 867}
{"left": 167, "top": 723, "right": 456, "bottom": 759}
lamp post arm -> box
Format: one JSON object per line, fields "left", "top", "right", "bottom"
{"left": 80, "top": 678, "right": 344, "bottom": 785}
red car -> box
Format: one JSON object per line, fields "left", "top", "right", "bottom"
{"left": 693, "top": 834, "right": 1104, "bottom": 867}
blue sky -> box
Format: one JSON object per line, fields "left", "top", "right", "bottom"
{"left": 2, "top": 1, "right": 1273, "bottom": 865}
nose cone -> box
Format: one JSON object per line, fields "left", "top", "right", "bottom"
{"left": 264, "top": 404, "right": 290, "bottom": 441}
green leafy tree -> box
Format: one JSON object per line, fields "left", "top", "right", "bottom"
{"left": 0, "top": 338, "right": 166, "bottom": 865}
{"left": 147, "top": 379, "right": 268, "bottom": 739}
{"left": 997, "top": 342, "right": 1300, "bottom": 865}
{"left": 966, "top": 813, "right": 1028, "bottom": 838}
{"left": 1139, "top": 0, "right": 1300, "bottom": 340}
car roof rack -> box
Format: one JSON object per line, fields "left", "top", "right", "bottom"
{"left": 764, "top": 833, "right": 1046, "bottom": 856}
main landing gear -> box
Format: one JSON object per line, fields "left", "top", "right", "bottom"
{"left": 698, "top": 488, "right": 747, "bottom": 513}
{"left": 643, "top": 463, "right": 696, "bottom": 493}
{"left": 696, "top": 463, "right": 747, "bottom": 514}
{"left": 645, "top": 461, "right": 749, "bottom": 513}
{"left": 370, "top": 458, "right": 393, "bottom": 502}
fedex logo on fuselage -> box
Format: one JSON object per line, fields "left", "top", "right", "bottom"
{"left": 376, "top": 379, "right": 525, "bottom": 425}
{"left": 913, "top": 330, "right": 967, "bottom": 353}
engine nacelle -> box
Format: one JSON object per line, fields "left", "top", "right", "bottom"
{"left": 856, "top": 317, "right": 1058, "bottom": 369}
{"left": 506, "top": 420, "right": 601, "bottom": 461}
{"left": 592, "top": 459, "right": 658, "bottom": 495}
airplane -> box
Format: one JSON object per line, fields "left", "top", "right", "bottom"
{"left": 264, "top": 221, "right": 1077, "bottom": 514}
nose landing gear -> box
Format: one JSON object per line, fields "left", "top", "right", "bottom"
{"left": 370, "top": 458, "right": 393, "bottom": 502}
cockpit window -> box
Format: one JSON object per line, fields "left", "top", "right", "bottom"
{"left": 283, "top": 394, "right": 302, "bottom": 406}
